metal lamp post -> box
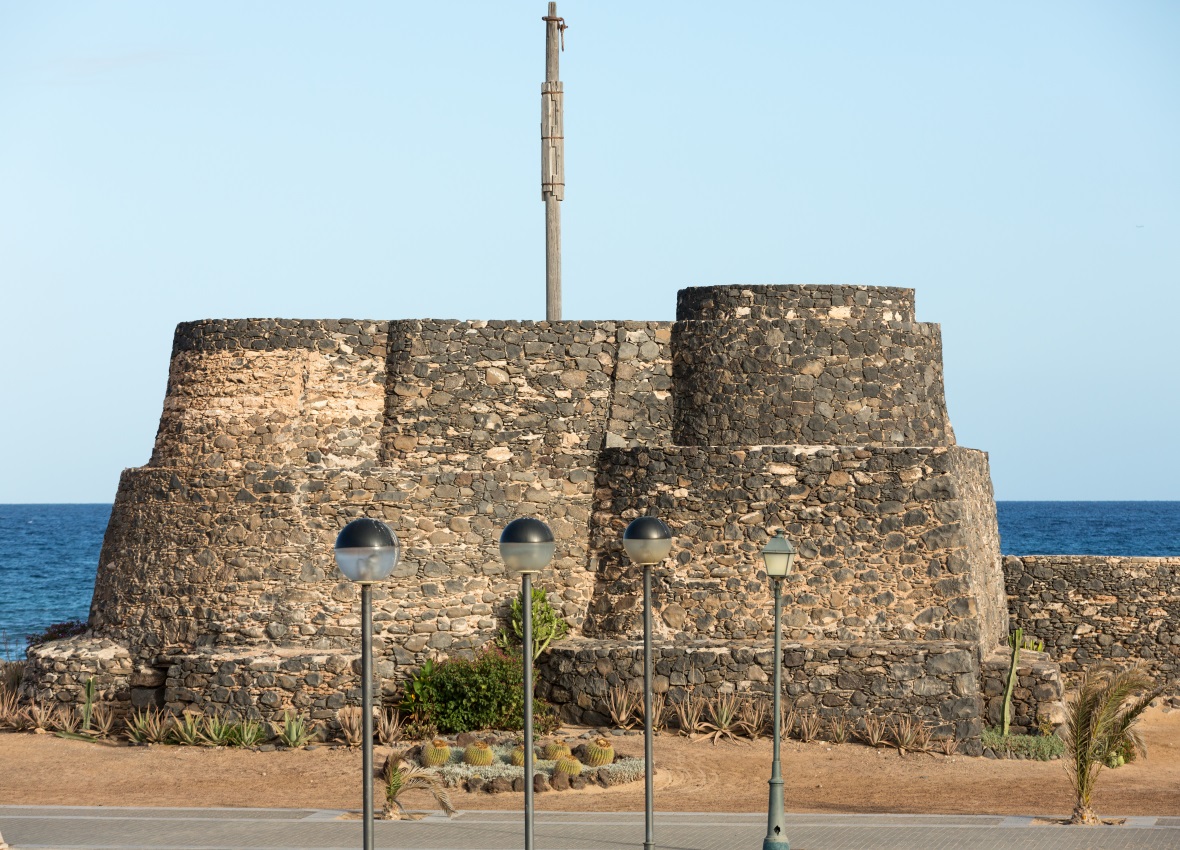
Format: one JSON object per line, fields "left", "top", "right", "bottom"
{"left": 760, "top": 531, "right": 797, "bottom": 850}
{"left": 622, "top": 516, "right": 673, "bottom": 850}
{"left": 499, "top": 517, "right": 556, "bottom": 850}
{"left": 334, "top": 517, "right": 401, "bottom": 850}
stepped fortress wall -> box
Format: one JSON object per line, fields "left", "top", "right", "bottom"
{"left": 23, "top": 285, "right": 1178, "bottom": 750}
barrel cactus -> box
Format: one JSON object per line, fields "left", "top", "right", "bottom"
{"left": 543, "top": 739, "right": 571, "bottom": 760}
{"left": 584, "top": 737, "right": 615, "bottom": 767}
{"left": 421, "top": 738, "right": 451, "bottom": 767}
{"left": 510, "top": 745, "right": 527, "bottom": 767}
{"left": 554, "top": 754, "right": 583, "bottom": 777}
{"left": 463, "top": 741, "right": 494, "bottom": 767}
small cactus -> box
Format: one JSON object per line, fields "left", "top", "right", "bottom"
{"left": 554, "top": 754, "right": 583, "bottom": 776}
{"left": 543, "top": 739, "right": 571, "bottom": 760}
{"left": 421, "top": 738, "right": 451, "bottom": 767}
{"left": 510, "top": 745, "right": 527, "bottom": 767}
{"left": 463, "top": 740, "right": 494, "bottom": 766}
{"left": 584, "top": 737, "right": 615, "bottom": 767}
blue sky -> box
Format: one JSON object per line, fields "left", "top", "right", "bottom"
{"left": 1, "top": 1, "right": 1176, "bottom": 503}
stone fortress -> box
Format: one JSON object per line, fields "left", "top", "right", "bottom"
{"left": 25, "top": 285, "right": 1180, "bottom": 755}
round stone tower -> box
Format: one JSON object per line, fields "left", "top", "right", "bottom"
{"left": 672, "top": 285, "right": 953, "bottom": 447}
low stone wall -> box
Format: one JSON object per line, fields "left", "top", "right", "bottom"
{"left": 1004, "top": 555, "right": 1180, "bottom": 684}
{"left": 538, "top": 638, "right": 985, "bottom": 755}
{"left": 160, "top": 648, "right": 378, "bottom": 722}
{"left": 21, "top": 637, "right": 133, "bottom": 709}
{"left": 980, "top": 648, "right": 1065, "bottom": 735}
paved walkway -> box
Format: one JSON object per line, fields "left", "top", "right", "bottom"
{"left": 2, "top": 806, "right": 1179, "bottom": 850}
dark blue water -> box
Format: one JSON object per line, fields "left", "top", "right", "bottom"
{"left": 996, "top": 501, "right": 1180, "bottom": 558}
{"left": 0, "top": 504, "right": 110, "bottom": 660}
{"left": 0, "top": 502, "right": 1176, "bottom": 661}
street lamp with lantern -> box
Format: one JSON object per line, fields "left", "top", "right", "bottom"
{"left": 759, "top": 530, "right": 797, "bottom": 850}
{"left": 622, "top": 516, "right": 673, "bottom": 850}
{"left": 499, "top": 517, "right": 556, "bottom": 850}
{"left": 333, "top": 517, "right": 401, "bottom": 850}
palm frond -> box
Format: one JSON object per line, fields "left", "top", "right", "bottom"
{"left": 1062, "top": 662, "right": 1162, "bottom": 824}
{"left": 383, "top": 760, "right": 456, "bottom": 820}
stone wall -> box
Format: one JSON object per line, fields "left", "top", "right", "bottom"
{"left": 382, "top": 320, "right": 672, "bottom": 459}
{"left": 672, "top": 286, "right": 952, "bottom": 448}
{"left": 89, "top": 318, "right": 675, "bottom": 671}
{"left": 980, "top": 648, "right": 1066, "bottom": 735}
{"left": 1004, "top": 555, "right": 1180, "bottom": 684}
{"left": 584, "top": 445, "right": 1008, "bottom": 651}
{"left": 31, "top": 284, "right": 1029, "bottom": 742}
{"left": 160, "top": 648, "right": 372, "bottom": 721}
{"left": 151, "top": 320, "right": 389, "bottom": 471}
{"left": 21, "top": 637, "right": 132, "bottom": 710}
{"left": 539, "top": 638, "right": 985, "bottom": 754}
{"left": 675, "top": 285, "right": 916, "bottom": 323}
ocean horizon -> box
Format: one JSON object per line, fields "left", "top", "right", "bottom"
{"left": 1, "top": 501, "right": 1178, "bottom": 661}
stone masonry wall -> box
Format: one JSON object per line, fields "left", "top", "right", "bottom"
{"left": 675, "top": 285, "right": 916, "bottom": 323}
{"left": 21, "top": 637, "right": 133, "bottom": 711}
{"left": 980, "top": 649, "right": 1066, "bottom": 735}
{"left": 88, "top": 460, "right": 596, "bottom": 669}
{"left": 35, "top": 285, "right": 1027, "bottom": 737}
{"left": 1004, "top": 555, "right": 1180, "bottom": 684}
{"left": 151, "top": 320, "right": 389, "bottom": 471}
{"left": 381, "top": 320, "right": 672, "bottom": 459}
{"left": 539, "top": 638, "right": 985, "bottom": 754}
{"left": 584, "top": 445, "right": 1008, "bottom": 651}
{"left": 89, "top": 319, "right": 675, "bottom": 674}
{"left": 673, "top": 287, "right": 952, "bottom": 448}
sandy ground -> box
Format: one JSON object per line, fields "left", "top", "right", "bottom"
{"left": 2, "top": 708, "right": 1179, "bottom": 819}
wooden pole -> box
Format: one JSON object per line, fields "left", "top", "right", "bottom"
{"left": 541, "top": 2, "right": 565, "bottom": 321}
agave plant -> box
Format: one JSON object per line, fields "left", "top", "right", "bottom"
{"left": 275, "top": 711, "right": 314, "bottom": 748}
{"left": 227, "top": 717, "right": 269, "bottom": 747}
{"left": 796, "top": 710, "right": 822, "bottom": 744}
{"left": 198, "top": 711, "right": 235, "bottom": 747}
{"left": 739, "top": 696, "right": 770, "bottom": 740}
{"left": 376, "top": 707, "right": 402, "bottom": 746}
{"left": 26, "top": 700, "right": 55, "bottom": 732}
{"left": 637, "top": 691, "right": 670, "bottom": 732}
{"left": 827, "top": 712, "right": 851, "bottom": 745}
{"left": 606, "top": 685, "right": 639, "bottom": 730}
{"left": 53, "top": 705, "right": 80, "bottom": 735}
{"left": 1063, "top": 663, "right": 1163, "bottom": 825}
{"left": 336, "top": 706, "right": 364, "bottom": 748}
{"left": 382, "top": 754, "right": 457, "bottom": 820}
{"left": 694, "top": 691, "right": 747, "bottom": 745}
{"left": 90, "top": 703, "right": 116, "bottom": 739}
{"left": 887, "top": 715, "right": 933, "bottom": 754}
{"left": 126, "top": 707, "right": 172, "bottom": 744}
{"left": 171, "top": 711, "right": 203, "bottom": 746}
{"left": 860, "top": 714, "right": 887, "bottom": 748}
{"left": 674, "top": 691, "right": 707, "bottom": 736}
{"left": 0, "top": 687, "right": 23, "bottom": 730}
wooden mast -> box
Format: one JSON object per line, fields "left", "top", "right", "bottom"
{"left": 541, "top": 3, "right": 566, "bottom": 321}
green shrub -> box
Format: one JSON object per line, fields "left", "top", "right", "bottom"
{"left": 400, "top": 659, "right": 438, "bottom": 720}
{"left": 26, "top": 620, "right": 88, "bottom": 648}
{"left": 495, "top": 587, "right": 569, "bottom": 662}
{"left": 982, "top": 726, "right": 1064, "bottom": 761}
{"left": 411, "top": 647, "right": 540, "bottom": 733}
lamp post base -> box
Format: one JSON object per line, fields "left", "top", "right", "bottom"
{"left": 762, "top": 759, "right": 789, "bottom": 850}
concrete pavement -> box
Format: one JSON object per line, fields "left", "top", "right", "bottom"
{"left": 2, "top": 806, "right": 1179, "bottom": 850}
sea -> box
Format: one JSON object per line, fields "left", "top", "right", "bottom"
{"left": 1, "top": 502, "right": 1178, "bottom": 661}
